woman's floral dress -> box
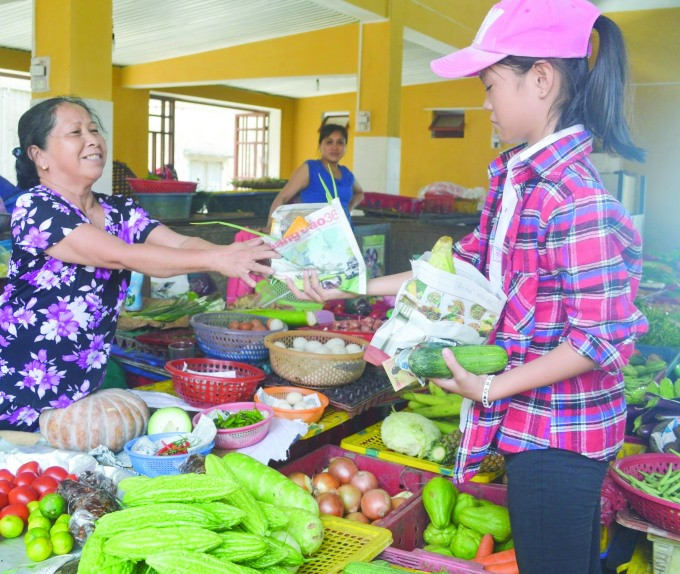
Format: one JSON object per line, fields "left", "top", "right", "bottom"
{"left": 0, "top": 186, "right": 160, "bottom": 430}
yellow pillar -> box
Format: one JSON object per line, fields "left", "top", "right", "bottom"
{"left": 33, "top": 0, "right": 114, "bottom": 191}
{"left": 353, "top": 0, "right": 403, "bottom": 194}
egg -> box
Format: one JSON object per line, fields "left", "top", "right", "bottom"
{"left": 274, "top": 341, "right": 287, "bottom": 348}
{"left": 274, "top": 399, "right": 293, "bottom": 410}
{"left": 325, "top": 337, "right": 346, "bottom": 349}
{"left": 292, "top": 337, "right": 308, "bottom": 350}
{"left": 313, "top": 346, "right": 331, "bottom": 354}
{"left": 267, "top": 318, "right": 285, "bottom": 331}
{"left": 345, "top": 343, "right": 363, "bottom": 354}
{"left": 286, "top": 391, "right": 304, "bottom": 405}
{"left": 293, "top": 402, "right": 310, "bottom": 410}
{"left": 304, "top": 340, "right": 324, "bottom": 352}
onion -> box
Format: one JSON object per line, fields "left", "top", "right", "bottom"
{"left": 350, "top": 470, "right": 378, "bottom": 493}
{"left": 312, "top": 471, "right": 339, "bottom": 496}
{"left": 344, "top": 511, "right": 370, "bottom": 524}
{"left": 337, "top": 484, "right": 362, "bottom": 514}
{"left": 328, "top": 457, "right": 359, "bottom": 485}
{"left": 316, "top": 491, "right": 344, "bottom": 517}
{"left": 288, "top": 472, "right": 313, "bottom": 493}
{"left": 360, "top": 488, "right": 392, "bottom": 520}
{"left": 391, "top": 496, "right": 407, "bottom": 510}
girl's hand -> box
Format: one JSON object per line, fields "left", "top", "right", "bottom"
{"left": 285, "top": 269, "right": 352, "bottom": 302}
{"left": 431, "top": 348, "right": 486, "bottom": 402}
{"left": 217, "top": 238, "right": 279, "bottom": 287}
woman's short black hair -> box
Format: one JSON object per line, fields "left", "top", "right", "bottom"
{"left": 318, "top": 123, "right": 348, "bottom": 144}
{"left": 15, "top": 96, "right": 104, "bottom": 189}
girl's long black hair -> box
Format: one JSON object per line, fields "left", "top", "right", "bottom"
{"left": 500, "top": 15, "right": 644, "bottom": 162}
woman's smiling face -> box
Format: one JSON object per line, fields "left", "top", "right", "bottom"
{"left": 319, "top": 130, "right": 347, "bottom": 164}
{"left": 38, "top": 102, "right": 107, "bottom": 187}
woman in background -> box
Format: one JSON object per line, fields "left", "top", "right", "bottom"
{"left": 264, "top": 123, "right": 364, "bottom": 232}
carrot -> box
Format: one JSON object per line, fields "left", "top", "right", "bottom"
{"left": 474, "top": 533, "right": 495, "bottom": 560}
{"left": 485, "top": 561, "right": 519, "bottom": 574}
{"left": 476, "top": 548, "right": 516, "bottom": 566}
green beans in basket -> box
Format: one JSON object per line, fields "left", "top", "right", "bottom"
{"left": 612, "top": 451, "right": 680, "bottom": 504}
{"left": 214, "top": 408, "right": 264, "bottom": 429}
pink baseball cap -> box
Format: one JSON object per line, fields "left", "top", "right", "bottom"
{"left": 431, "top": 0, "right": 601, "bottom": 79}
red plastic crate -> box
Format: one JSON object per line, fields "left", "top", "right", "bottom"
{"left": 362, "top": 192, "right": 423, "bottom": 215}
{"left": 277, "top": 444, "right": 431, "bottom": 527}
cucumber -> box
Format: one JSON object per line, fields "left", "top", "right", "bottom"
{"left": 408, "top": 344, "right": 508, "bottom": 378}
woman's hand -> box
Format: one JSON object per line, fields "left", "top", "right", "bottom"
{"left": 431, "top": 348, "right": 486, "bottom": 402}
{"left": 216, "top": 238, "right": 279, "bottom": 288}
{"left": 285, "top": 269, "right": 352, "bottom": 302}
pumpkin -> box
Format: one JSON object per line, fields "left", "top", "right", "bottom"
{"left": 39, "top": 389, "right": 149, "bottom": 453}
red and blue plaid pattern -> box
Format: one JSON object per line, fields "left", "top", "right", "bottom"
{"left": 452, "top": 129, "right": 647, "bottom": 481}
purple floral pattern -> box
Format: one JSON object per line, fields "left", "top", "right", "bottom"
{"left": 0, "top": 186, "right": 159, "bottom": 430}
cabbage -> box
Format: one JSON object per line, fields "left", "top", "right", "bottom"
{"left": 380, "top": 410, "right": 441, "bottom": 458}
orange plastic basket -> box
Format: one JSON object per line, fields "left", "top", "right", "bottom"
{"left": 254, "top": 386, "right": 329, "bottom": 423}
{"left": 165, "top": 358, "right": 265, "bottom": 409}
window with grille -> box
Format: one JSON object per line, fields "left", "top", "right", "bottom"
{"left": 148, "top": 96, "right": 175, "bottom": 175}
{"left": 429, "top": 111, "right": 465, "bottom": 139}
{"left": 234, "top": 112, "right": 269, "bottom": 181}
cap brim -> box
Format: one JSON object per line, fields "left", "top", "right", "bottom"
{"left": 431, "top": 46, "right": 507, "bottom": 79}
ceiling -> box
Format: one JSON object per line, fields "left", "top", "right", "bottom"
{"left": 0, "top": 0, "right": 678, "bottom": 99}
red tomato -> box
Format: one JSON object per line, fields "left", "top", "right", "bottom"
{"left": 41, "top": 466, "right": 69, "bottom": 482}
{"left": 13, "top": 471, "right": 38, "bottom": 487}
{"left": 31, "top": 475, "right": 58, "bottom": 496}
{"left": 0, "top": 479, "right": 12, "bottom": 495}
{"left": 0, "top": 492, "right": 8, "bottom": 509}
{"left": 16, "top": 461, "right": 41, "bottom": 475}
{"left": 0, "top": 469, "right": 15, "bottom": 483}
{"left": 64, "top": 473, "right": 78, "bottom": 482}
{"left": 0, "top": 502, "right": 29, "bottom": 523}
{"left": 8, "top": 485, "right": 38, "bottom": 505}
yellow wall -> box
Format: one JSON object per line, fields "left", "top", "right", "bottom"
{"left": 631, "top": 85, "right": 680, "bottom": 255}
{"left": 112, "top": 67, "right": 149, "bottom": 178}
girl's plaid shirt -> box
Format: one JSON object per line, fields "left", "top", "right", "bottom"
{"left": 452, "top": 129, "right": 648, "bottom": 481}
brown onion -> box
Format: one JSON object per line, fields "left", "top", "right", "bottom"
{"left": 350, "top": 470, "right": 378, "bottom": 493}
{"left": 316, "top": 491, "right": 344, "bottom": 517}
{"left": 337, "top": 483, "right": 362, "bottom": 514}
{"left": 360, "top": 488, "right": 392, "bottom": 520}
{"left": 288, "top": 471, "right": 313, "bottom": 493}
{"left": 345, "top": 511, "right": 370, "bottom": 524}
{"left": 312, "top": 471, "right": 339, "bottom": 496}
{"left": 328, "top": 457, "right": 359, "bottom": 485}
{"left": 391, "top": 496, "right": 407, "bottom": 510}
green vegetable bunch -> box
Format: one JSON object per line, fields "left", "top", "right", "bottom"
{"left": 623, "top": 353, "right": 669, "bottom": 404}
{"left": 215, "top": 408, "right": 264, "bottom": 429}
{"left": 637, "top": 301, "right": 680, "bottom": 347}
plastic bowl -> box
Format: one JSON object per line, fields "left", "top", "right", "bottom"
{"left": 254, "top": 386, "right": 329, "bottom": 424}
{"left": 192, "top": 401, "right": 274, "bottom": 449}
{"left": 124, "top": 432, "right": 214, "bottom": 477}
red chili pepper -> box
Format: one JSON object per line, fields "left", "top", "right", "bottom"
{"left": 156, "top": 439, "right": 190, "bottom": 456}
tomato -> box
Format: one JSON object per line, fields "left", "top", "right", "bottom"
{"left": 9, "top": 485, "right": 38, "bottom": 506}
{"left": 0, "top": 492, "right": 8, "bottom": 509}
{"left": 64, "top": 474, "right": 78, "bottom": 482}
{"left": 0, "top": 502, "right": 29, "bottom": 523}
{"left": 41, "top": 466, "right": 69, "bottom": 482}
{"left": 0, "top": 479, "right": 12, "bottom": 496}
{"left": 0, "top": 469, "right": 15, "bottom": 483}
{"left": 14, "top": 471, "right": 38, "bottom": 487}
{"left": 30, "top": 475, "right": 58, "bottom": 496}
{"left": 16, "top": 461, "right": 41, "bottom": 475}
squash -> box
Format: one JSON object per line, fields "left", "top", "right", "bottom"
{"left": 408, "top": 344, "right": 508, "bottom": 378}
{"left": 39, "top": 388, "right": 149, "bottom": 452}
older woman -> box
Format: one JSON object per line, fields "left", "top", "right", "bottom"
{"left": 0, "top": 96, "right": 277, "bottom": 430}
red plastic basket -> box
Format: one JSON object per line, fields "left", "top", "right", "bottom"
{"left": 165, "top": 358, "right": 265, "bottom": 409}
{"left": 192, "top": 401, "right": 273, "bottom": 449}
{"left": 277, "top": 444, "right": 431, "bottom": 527}
{"left": 610, "top": 453, "right": 680, "bottom": 535}
{"left": 362, "top": 192, "right": 423, "bottom": 216}
{"left": 126, "top": 178, "right": 197, "bottom": 194}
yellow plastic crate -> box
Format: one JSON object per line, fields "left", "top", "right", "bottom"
{"left": 340, "top": 422, "right": 501, "bottom": 483}
{"left": 298, "top": 515, "right": 393, "bottom": 574}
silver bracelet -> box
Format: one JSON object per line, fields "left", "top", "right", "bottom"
{"left": 482, "top": 374, "right": 495, "bottom": 408}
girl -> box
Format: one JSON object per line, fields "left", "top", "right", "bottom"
{"left": 290, "top": 1, "right": 647, "bottom": 572}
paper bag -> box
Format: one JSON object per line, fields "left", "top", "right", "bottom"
{"left": 269, "top": 197, "right": 367, "bottom": 294}
{"left": 367, "top": 252, "right": 507, "bottom": 367}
